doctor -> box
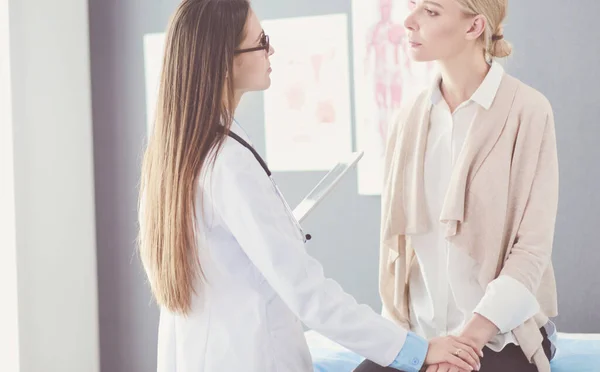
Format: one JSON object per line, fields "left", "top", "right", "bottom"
{"left": 138, "top": 1, "right": 482, "bottom": 371}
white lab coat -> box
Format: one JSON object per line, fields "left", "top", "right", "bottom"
{"left": 156, "top": 121, "right": 408, "bottom": 372}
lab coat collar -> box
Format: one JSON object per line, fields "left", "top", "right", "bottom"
{"left": 227, "top": 118, "right": 253, "bottom": 145}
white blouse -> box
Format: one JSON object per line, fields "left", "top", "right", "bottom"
{"left": 408, "top": 61, "right": 541, "bottom": 352}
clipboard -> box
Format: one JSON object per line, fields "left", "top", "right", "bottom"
{"left": 292, "top": 151, "right": 364, "bottom": 223}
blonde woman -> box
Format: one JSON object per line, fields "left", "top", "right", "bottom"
{"left": 356, "top": 0, "right": 559, "bottom": 371}
{"left": 137, "top": 0, "right": 483, "bottom": 371}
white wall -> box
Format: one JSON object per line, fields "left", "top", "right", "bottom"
{"left": 4, "top": 0, "right": 100, "bottom": 370}
{"left": 0, "top": 0, "right": 20, "bottom": 370}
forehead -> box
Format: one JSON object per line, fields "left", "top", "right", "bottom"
{"left": 244, "top": 10, "right": 263, "bottom": 40}
{"left": 418, "top": 0, "right": 466, "bottom": 15}
{"left": 430, "top": 0, "right": 461, "bottom": 9}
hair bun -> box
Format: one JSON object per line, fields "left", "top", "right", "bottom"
{"left": 490, "top": 37, "right": 512, "bottom": 58}
{"left": 495, "top": 25, "right": 505, "bottom": 37}
{"left": 489, "top": 24, "right": 511, "bottom": 58}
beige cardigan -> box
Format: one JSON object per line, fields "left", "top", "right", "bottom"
{"left": 380, "top": 73, "right": 559, "bottom": 371}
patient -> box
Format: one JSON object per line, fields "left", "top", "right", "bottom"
{"left": 355, "top": 0, "right": 559, "bottom": 371}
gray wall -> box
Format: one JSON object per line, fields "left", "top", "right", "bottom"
{"left": 89, "top": 0, "right": 600, "bottom": 371}
{"left": 505, "top": 2, "right": 600, "bottom": 331}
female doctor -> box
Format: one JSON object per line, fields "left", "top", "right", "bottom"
{"left": 138, "top": 1, "right": 481, "bottom": 371}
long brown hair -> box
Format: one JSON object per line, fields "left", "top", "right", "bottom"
{"left": 138, "top": 0, "right": 250, "bottom": 314}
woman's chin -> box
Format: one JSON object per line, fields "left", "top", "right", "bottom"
{"left": 243, "top": 79, "right": 272, "bottom": 93}
{"left": 409, "top": 51, "right": 429, "bottom": 63}
{"left": 261, "top": 78, "right": 272, "bottom": 90}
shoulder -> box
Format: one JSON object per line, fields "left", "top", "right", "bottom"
{"left": 390, "top": 88, "right": 430, "bottom": 130}
{"left": 502, "top": 75, "right": 557, "bottom": 154}
{"left": 214, "top": 135, "right": 250, "bottom": 165}
{"left": 385, "top": 89, "right": 430, "bottom": 157}
{"left": 206, "top": 135, "right": 269, "bottom": 189}
{"left": 505, "top": 74, "right": 554, "bottom": 119}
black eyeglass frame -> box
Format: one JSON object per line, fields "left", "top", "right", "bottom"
{"left": 235, "top": 33, "right": 269, "bottom": 55}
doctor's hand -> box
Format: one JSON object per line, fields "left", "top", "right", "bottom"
{"left": 424, "top": 336, "right": 482, "bottom": 371}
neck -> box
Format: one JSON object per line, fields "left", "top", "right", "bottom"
{"left": 233, "top": 90, "right": 243, "bottom": 111}
{"left": 436, "top": 49, "right": 490, "bottom": 111}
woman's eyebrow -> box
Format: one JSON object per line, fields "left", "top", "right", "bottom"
{"left": 424, "top": 0, "right": 444, "bottom": 9}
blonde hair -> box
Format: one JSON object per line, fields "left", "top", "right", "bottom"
{"left": 456, "top": 0, "right": 512, "bottom": 58}
{"left": 138, "top": 0, "right": 250, "bottom": 315}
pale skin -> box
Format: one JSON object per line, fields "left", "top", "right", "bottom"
{"left": 232, "top": 10, "right": 275, "bottom": 107}
{"left": 232, "top": 8, "right": 483, "bottom": 372}
{"left": 405, "top": 0, "right": 501, "bottom": 371}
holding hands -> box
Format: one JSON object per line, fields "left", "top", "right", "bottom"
{"left": 423, "top": 335, "right": 483, "bottom": 371}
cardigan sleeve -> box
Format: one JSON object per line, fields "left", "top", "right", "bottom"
{"left": 498, "top": 112, "right": 559, "bottom": 295}
{"left": 379, "top": 106, "right": 412, "bottom": 329}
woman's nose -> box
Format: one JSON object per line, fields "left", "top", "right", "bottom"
{"left": 404, "top": 12, "right": 418, "bottom": 31}
{"left": 268, "top": 44, "right": 275, "bottom": 56}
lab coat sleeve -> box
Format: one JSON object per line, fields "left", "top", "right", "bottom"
{"left": 211, "top": 144, "right": 412, "bottom": 368}
{"left": 389, "top": 333, "right": 428, "bottom": 371}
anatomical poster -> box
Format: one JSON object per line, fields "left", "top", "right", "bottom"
{"left": 262, "top": 14, "right": 353, "bottom": 172}
{"left": 352, "top": 0, "right": 435, "bottom": 194}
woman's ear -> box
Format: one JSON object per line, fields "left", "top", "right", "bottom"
{"left": 465, "top": 14, "right": 487, "bottom": 41}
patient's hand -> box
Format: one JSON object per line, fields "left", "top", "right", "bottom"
{"left": 425, "top": 336, "right": 482, "bottom": 371}
{"left": 424, "top": 362, "right": 470, "bottom": 372}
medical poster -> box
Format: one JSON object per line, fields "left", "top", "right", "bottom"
{"left": 262, "top": 14, "right": 353, "bottom": 172}
{"left": 352, "top": 0, "right": 436, "bottom": 195}
{"left": 143, "top": 32, "right": 165, "bottom": 136}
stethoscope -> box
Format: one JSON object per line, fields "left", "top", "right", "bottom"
{"left": 224, "top": 128, "right": 312, "bottom": 243}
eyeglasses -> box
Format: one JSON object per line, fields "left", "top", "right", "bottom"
{"left": 234, "top": 32, "right": 270, "bottom": 55}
